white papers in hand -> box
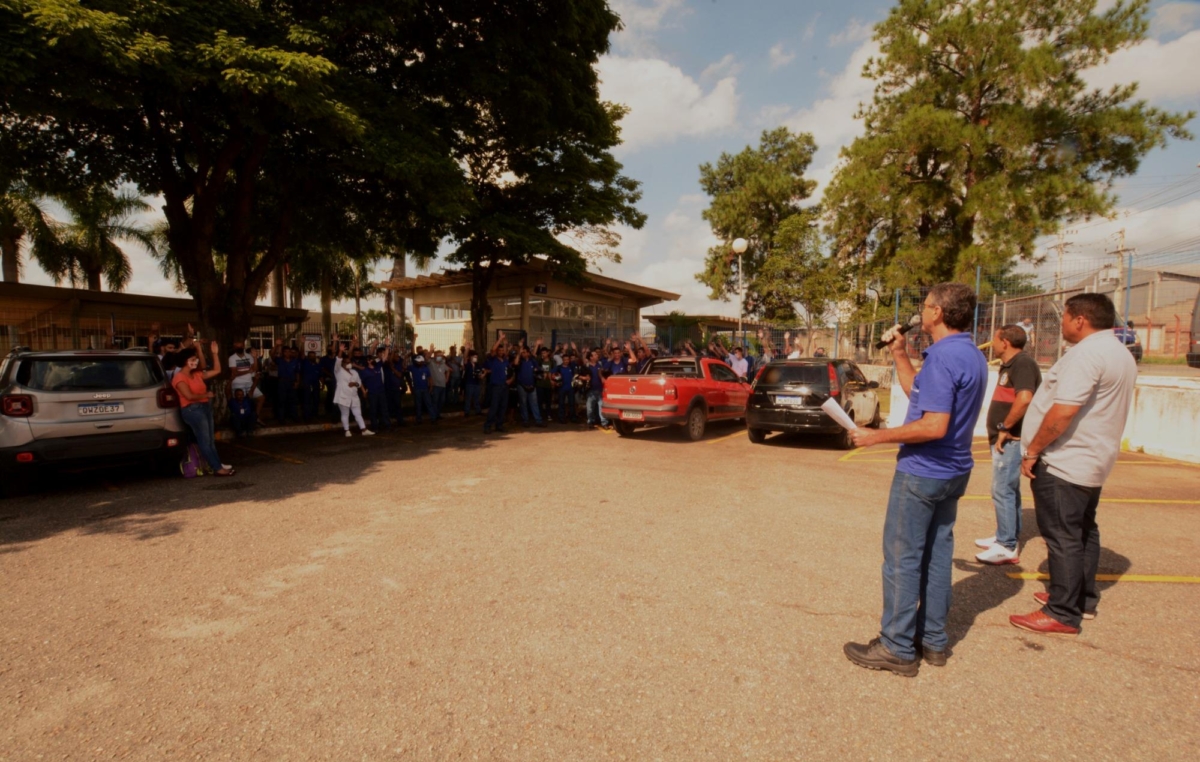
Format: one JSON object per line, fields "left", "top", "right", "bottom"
{"left": 821, "top": 397, "right": 858, "bottom": 431}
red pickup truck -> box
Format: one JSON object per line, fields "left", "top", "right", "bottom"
{"left": 601, "top": 356, "right": 750, "bottom": 441}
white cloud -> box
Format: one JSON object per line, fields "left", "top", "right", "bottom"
{"left": 606, "top": 194, "right": 723, "bottom": 316}
{"left": 1046, "top": 195, "right": 1200, "bottom": 267}
{"left": 608, "top": 0, "right": 688, "bottom": 56}
{"left": 768, "top": 43, "right": 795, "bottom": 70}
{"left": 780, "top": 39, "right": 879, "bottom": 198}
{"left": 802, "top": 13, "right": 820, "bottom": 43}
{"left": 828, "top": 18, "right": 873, "bottom": 47}
{"left": 1085, "top": 28, "right": 1200, "bottom": 102}
{"left": 700, "top": 53, "right": 741, "bottom": 82}
{"left": 1151, "top": 2, "right": 1200, "bottom": 38}
{"left": 598, "top": 56, "right": 740, "bottom": 153}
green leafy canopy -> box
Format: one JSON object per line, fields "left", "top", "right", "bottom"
{"left": 823, "top": 0, "right": 1194, "bottom": 289}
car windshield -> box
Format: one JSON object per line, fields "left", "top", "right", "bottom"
{"left": 646, "top": 359, "right": 700, "bottom": 378}
{"left": 17, "top": 358, "right": 163, "bottom": 391}
{"left": 756, "top": 365, "right": 829, "bottom": 387}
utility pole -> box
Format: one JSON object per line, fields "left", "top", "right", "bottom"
{"left": 1110, "top": 228, "right": 1135, "bottom": 323}
{"left": 1051, "top": 229, "right": 1076, "bottom": 291}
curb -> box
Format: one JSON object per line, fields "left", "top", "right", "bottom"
{"left": 214, "top": 409, "right": 468, "bottom": 442}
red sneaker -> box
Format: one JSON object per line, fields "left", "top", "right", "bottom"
{"left": 1033, "top": 591, "right": 1096, "bottom": 620}
{"left": 1010, "top": 609, "right": 1080, "bottom": 636}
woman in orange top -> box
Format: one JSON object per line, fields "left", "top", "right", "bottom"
{"left": 172, "top": 340, "right": 234, "bottom": 476}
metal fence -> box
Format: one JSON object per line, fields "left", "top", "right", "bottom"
{"left": 651, "top": 250, "right": 1198, "bottom": 367}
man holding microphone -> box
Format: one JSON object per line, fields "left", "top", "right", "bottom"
{"left": 843, "top": 283, "right": 988, "bottom": 676}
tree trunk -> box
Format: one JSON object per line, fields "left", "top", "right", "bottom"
{"left": 320, "top": 269, "right": 333, "bottom": 340}
{"left": 390, "top": 256, "right": 406, "bottom": 347}
{"left": 271, "top": 264, "right": 285, "bottom": 307}
{"left": 87, "top": 269, "right": 102, "bottom": 291}
{"left": 470, "top": 260, "right": 495, "bottom": 352}
{"left": 0, "top": 233, "right": 20, "bottom": 283}
{"left": 195, "top": 284, "right": 255, "bottom": 429}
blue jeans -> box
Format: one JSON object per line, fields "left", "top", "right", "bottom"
{"left": 180, "top": 402, "right": 224, "bottom": 472}
{"left": 991, "top": 441, "right": 1023, "bottom": 550}
{"left": 516, "top": 385, "right": 542, "bottom": 424}
{"left": 586, "top": 389, "right": 606, "bottom": 426}
{"left": 485, "top": 384, "right": 508, "bottom": 431}
{"left": 558, "top": 388, "right": 577, "bottom": 422}
{"left": 880, "top": 470, "right": 971, "bottom": 660}
{"left": 431, "top": 386, "right": 446, "bottom": 420}
{"left": 464, "top": 383, "right": 482, "bottom": 414}
{"left": 413, "top": 389, "right": 433, "bottom": 422}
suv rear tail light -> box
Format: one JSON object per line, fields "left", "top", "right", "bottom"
{"left": 2, "top": 394, "right": 33, "bottom": 417}
{"left": 16, "top": 452, "right": 35, "bottom": 463}
{"left": 827, "top": 364, "right": 840, "bottom": 397}
{"left": 157, "top": 387, "right": 180, "bottom": 408}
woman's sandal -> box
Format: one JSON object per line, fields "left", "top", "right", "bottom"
{"left": 215, "top": 467, "right": 236, "bottom": 477}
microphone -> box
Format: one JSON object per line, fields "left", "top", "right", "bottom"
{"left": 875, "top": 314, "right": 922, "bottom": 349}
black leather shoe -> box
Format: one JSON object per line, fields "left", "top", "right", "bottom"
{"left": 843, "top": 638, "right": 919, "bottom": 677}
{"left": 920, "top": 645, "right": 948, "bottom": 667}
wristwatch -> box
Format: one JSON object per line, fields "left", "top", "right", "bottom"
{"left": 995, "top": 423, "right": 1008, "bottom": 433}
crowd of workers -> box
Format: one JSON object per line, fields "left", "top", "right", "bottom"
{"left": 176, "top": 328, "right": 831, "bottom": 438}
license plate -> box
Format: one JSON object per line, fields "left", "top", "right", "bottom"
{"left": 620, "top": 410, "right": 644, "bottom": 421}
{"left": 775, "top": 396, "right": 806, "bottom": 406}
{"left": 78, "top": 402, "right": 124, "bottom": 416}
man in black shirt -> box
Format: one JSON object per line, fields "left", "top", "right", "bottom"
{"left": 976, "top": 324, "right": 1042, "bottom": 565}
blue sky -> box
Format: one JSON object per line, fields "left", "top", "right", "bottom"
{"left": 19, "top": 0, "right": 1200, "bottom": 319}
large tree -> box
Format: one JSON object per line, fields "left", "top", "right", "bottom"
{"left": 754, "top": 212, "right": 841, "bottom": 350}
{"left": 433, "top": 2, "right": 646, "bottom": 348}
{"left": 823, "top": 0, "right": 1194, "bottom": 288}
{"left": 2, "top": 1, "right": 464, "bottom": 346}
{"left": 695, "top": 128, "right": 818, "bottom": 318}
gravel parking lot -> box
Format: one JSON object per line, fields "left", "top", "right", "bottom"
{"left": 3, "top": 417, "right": 1198, "bottom": 760}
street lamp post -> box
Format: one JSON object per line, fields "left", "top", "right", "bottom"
{"left": 732, "top": 237, "right": 748, "bottom": 342}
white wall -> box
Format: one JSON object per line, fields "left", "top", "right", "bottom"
{"left": 889, "top": 371, "right": 1200, "bottom": 464}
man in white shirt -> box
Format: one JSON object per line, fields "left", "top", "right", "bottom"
{"left": 228, "top": 340, "right": 264, "bottom": 422}
{"left": 726, "top": 346, "right": 749, "bottom": 378}
{"left": 1010, "top": 293, "right": 1137, "bottom": 637}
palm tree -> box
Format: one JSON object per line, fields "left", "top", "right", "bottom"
{"left": 0, "top": 181, "right": 56, "bottom": 283}
{"left": 40, "top": 186, "right": 157, "bottom": 291}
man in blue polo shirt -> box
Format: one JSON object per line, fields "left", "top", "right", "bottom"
{"left": 359, "top": 352, "right": 389, "bottom": 431}
{"left": 482, "top": 339, "right": 512, "bottom": 433}
{"left": 844, "top": 282, "right": 988, "bottom": 676}
{"left": 275, "top": 346, "right": 301, "bottom": 424}
{"left": 514, "top": 345, "right": 546, "bottom": 428}
{"left": 586, "top": 349, "right": 609, "bottom": 429}
{"left": 300, "top": 350, "right": 323, "bottom": 423}
{"left": 409, "top": 355, "right": 433, "bottom": 423}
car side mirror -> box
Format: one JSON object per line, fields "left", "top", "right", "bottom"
{"left": 868, "top": 381, "right": 880, "bottom": 389}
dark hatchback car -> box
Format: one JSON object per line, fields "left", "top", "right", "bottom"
{"left": 746, "top": 359, "right": 881, "bottom": 448}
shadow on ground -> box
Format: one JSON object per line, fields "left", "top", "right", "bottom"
{"left": 946, "top": 507, "right": 1133, "bottom": 647}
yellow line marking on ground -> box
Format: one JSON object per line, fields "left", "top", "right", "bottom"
{"left": 704, "top": 430, "right": 746, "bottom": 445}
{"left": 959, "top": 495, "right": 1200, "bottom": 505}
{"left": 226, "top": 442, "right": 304, "bottom": 465}
{"left": 1007, "top": 572, "right": 1200, "bottom": 584}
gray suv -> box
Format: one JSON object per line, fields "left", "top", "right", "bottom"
{"left": 0, "top": 348, "right": 185, "bottom": 486}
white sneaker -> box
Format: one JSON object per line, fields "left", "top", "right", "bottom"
{"left": 974, "top": 535, "right": 996, "bottom": 549}
{"left": 362, "top": 429, "right": 376, "bottom": 436}
{"left": 345, "top": 430, "right": 352, "bottom": 438}
{"left": 975, "top": 543, "right": 1019, "bottom": 565}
